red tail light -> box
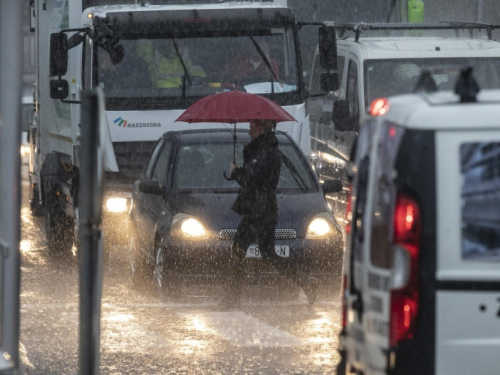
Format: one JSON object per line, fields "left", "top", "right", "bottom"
{"left": 389, "top": 193, "right": 421, "bottom": 346}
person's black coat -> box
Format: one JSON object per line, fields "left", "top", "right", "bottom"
{"left": 230, "top": 131, "right": 282, "bottom": 218}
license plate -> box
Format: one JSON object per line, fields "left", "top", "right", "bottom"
{"left": 245, "top": 244, "right": 290, "bottom": 258}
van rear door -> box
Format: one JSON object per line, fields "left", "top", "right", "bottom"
{"left": 435, "top": 129, "right": 500, "bottom": 375}
{"left": 359, "top": 121, "right": 406, "bottom": 374}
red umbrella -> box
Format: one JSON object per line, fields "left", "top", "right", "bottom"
{"left": 175, "top": 90, "right": 296, "bottom": 124}
{"left": 175, "top": 91, "right": 296, "bottom": 176}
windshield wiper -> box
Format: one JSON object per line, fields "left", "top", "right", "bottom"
{"left": 170, "top": 36, "right": 191, "bottom": 101}
{"left": 279, "top": 151, "right": 308, "bottom": 193}
{"left": 249, "top": 36, "right": 279, "bottom": 83}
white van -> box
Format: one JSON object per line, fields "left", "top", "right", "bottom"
{"left": 337, "top": 70, "right": 500, "bottom": 375}
{"left": 308, "top": 23, "right": 500, "bottom": 179}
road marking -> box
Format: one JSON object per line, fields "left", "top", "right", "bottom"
{"left": 180, "top": 311, "right": 304, "bottom": 348}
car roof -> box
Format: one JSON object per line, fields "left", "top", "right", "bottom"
{"left": 377, "top": 89, "right": 500, "bottom": 130}
{"left": 338, "top": 37, "right": 500, "bottom": 60}
{"left": 161, "top": 129, "right": 294, "bottom": 144}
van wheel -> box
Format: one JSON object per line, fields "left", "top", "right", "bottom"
{"left": 152, "top": 245, "right": 179, "bottom": 299}
{"left": 44, "top": 204, "right": 74, "bottom": 257}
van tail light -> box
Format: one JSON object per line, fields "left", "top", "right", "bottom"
{"left": 389, "top": 192, "right": 421, "bottom": 347}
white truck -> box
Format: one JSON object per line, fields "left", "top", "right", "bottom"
{"left": 30, "top": 0, "right": 335, "bottom": 255}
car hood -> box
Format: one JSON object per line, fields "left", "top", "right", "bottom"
{"left": 166, "top": 191, "right": 330, "bottom": 238}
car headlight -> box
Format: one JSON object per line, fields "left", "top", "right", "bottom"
{"left": 171, "top": 213, "right": 207, "bottom": 239}
{"left": 105, "top": 197, "right": 129, "bottom": 213}
{"left": 306, "top": 212, "right": 339, "bottom": 239}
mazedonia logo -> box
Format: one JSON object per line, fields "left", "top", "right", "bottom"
{"left": 114, "top": 117, "right": 127, "bottom": 127}
{"left": 113, "top": 117, "right": 161, "bottom": 128}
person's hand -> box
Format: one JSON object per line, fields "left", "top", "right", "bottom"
{"left": 230, "top": 162, "right": 238, "bottom": 173}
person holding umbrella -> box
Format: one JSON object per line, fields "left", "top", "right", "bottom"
{"left": 175, "top": 90, "right": 319, "bottom": 309}
{"left": 219, "top": 118, "right": 319, "bottom": 310}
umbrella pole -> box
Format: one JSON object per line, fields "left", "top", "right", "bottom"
{"left": 233, "top": 122, "right": 237, "bottom": 163}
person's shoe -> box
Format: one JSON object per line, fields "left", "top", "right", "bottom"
{"left": 304, "top": 277, "right": 320, "bottom": 306}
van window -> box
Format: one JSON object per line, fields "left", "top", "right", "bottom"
{"left": 461, "top": 141, "right": 500, "bottom": 261}
{"left": 365, "top": 58, "right": 500, "bottom": 105}
{"left": 309, "top": 55, "right": 345, "bottom": 96}
{"left": 346, "top": 60, "right": 359, "bottom": 122}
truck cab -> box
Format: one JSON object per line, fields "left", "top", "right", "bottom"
{"left": 31, "top": 0, "right": 316, "bottom": 255}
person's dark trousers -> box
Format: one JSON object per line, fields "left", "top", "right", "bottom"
{"left": 219, "top": 214, "right": 318, "bottom": 308}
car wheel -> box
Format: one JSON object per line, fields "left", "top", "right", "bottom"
{"left": 152, "top": 245, "right": 179, "bottom": 299}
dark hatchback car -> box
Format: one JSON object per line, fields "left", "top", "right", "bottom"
{"left": 129, "top": 129, "right": 344, "bottom": 296}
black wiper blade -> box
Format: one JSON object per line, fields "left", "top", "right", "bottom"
{"left": 170, "top": 37, "right": 191, "bottom": 86}
{"left": 249, "top": 36, "right": 279, "bottom": 83}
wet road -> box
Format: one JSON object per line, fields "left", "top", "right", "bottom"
{"left": 20, "top": 180, "right": 343, "bottom": 374}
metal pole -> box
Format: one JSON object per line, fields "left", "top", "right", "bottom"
{"left": 79, "top": 90, "right": 105, "bottom": 375}
{"left": 0, "top": 0, "right": 23, "bottom": 370}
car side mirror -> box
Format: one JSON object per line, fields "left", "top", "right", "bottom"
{"left": 138, "top": 180, "right": 163, "bottom": 195}
{"left": 320, "top": 71, "right": 340, "bottom": 92}
{"left": 332, "top": 99, "right": 352, "bottom": 131}
{"left": 50, "top": 33, "right": 68, "bottom": 77}
{"left": 319, "top": 26, "right": 338, "bottom": 70}
{"left": 322, "top": 179, "right": 343, "bottom": 194}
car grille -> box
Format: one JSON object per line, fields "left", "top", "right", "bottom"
{"left": 219, "top": 228, "right": 297, "bottom": 241}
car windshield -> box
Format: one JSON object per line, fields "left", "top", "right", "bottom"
{"left": 173, "top": 141, "right": 316, "bottom": 193}
{"left": 97, "top": 29, "right": 299, "bottom": 106}
{"left": 364, "top": 58, "right": 500, "bottom": 104}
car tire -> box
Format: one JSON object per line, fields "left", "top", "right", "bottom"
{"left": 152, "top": 245, "right": 179, "bottom": 299}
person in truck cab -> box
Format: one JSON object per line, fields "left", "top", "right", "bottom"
{"left": 98, "top": 45, "right": 152, "bottom": 93}
{"left": 136, "top": 39, "right": 206, "bottom": 89}
{"left": 225, "top": 38, "right": 280, "bottom": 83}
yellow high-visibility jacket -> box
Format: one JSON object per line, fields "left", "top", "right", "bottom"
{"left": 137, "top": 41, "right": 206, "bottom": 88}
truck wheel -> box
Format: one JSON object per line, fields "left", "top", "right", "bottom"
{"left": 29, "top": 181, "right": 44, "bottom": 217}
{"left": 44, "top": 204, "right": 74, "bottom": 256}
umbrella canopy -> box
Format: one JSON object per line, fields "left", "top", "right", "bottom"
{"left": 175, "top": 90, "right": 296, "bottom": 124}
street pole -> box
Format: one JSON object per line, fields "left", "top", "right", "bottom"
{"left": 0, "top": 0, "right": 23, "bottom": 371}
{"left": 79, "top": 90, "right": 105, "bottom": 375}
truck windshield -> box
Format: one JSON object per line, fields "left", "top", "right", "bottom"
{"left": 97, "top": 29, "right": 300, "bottom": 109}
{"left": 364, "top": 58, "right": 500, "bottom": 104}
